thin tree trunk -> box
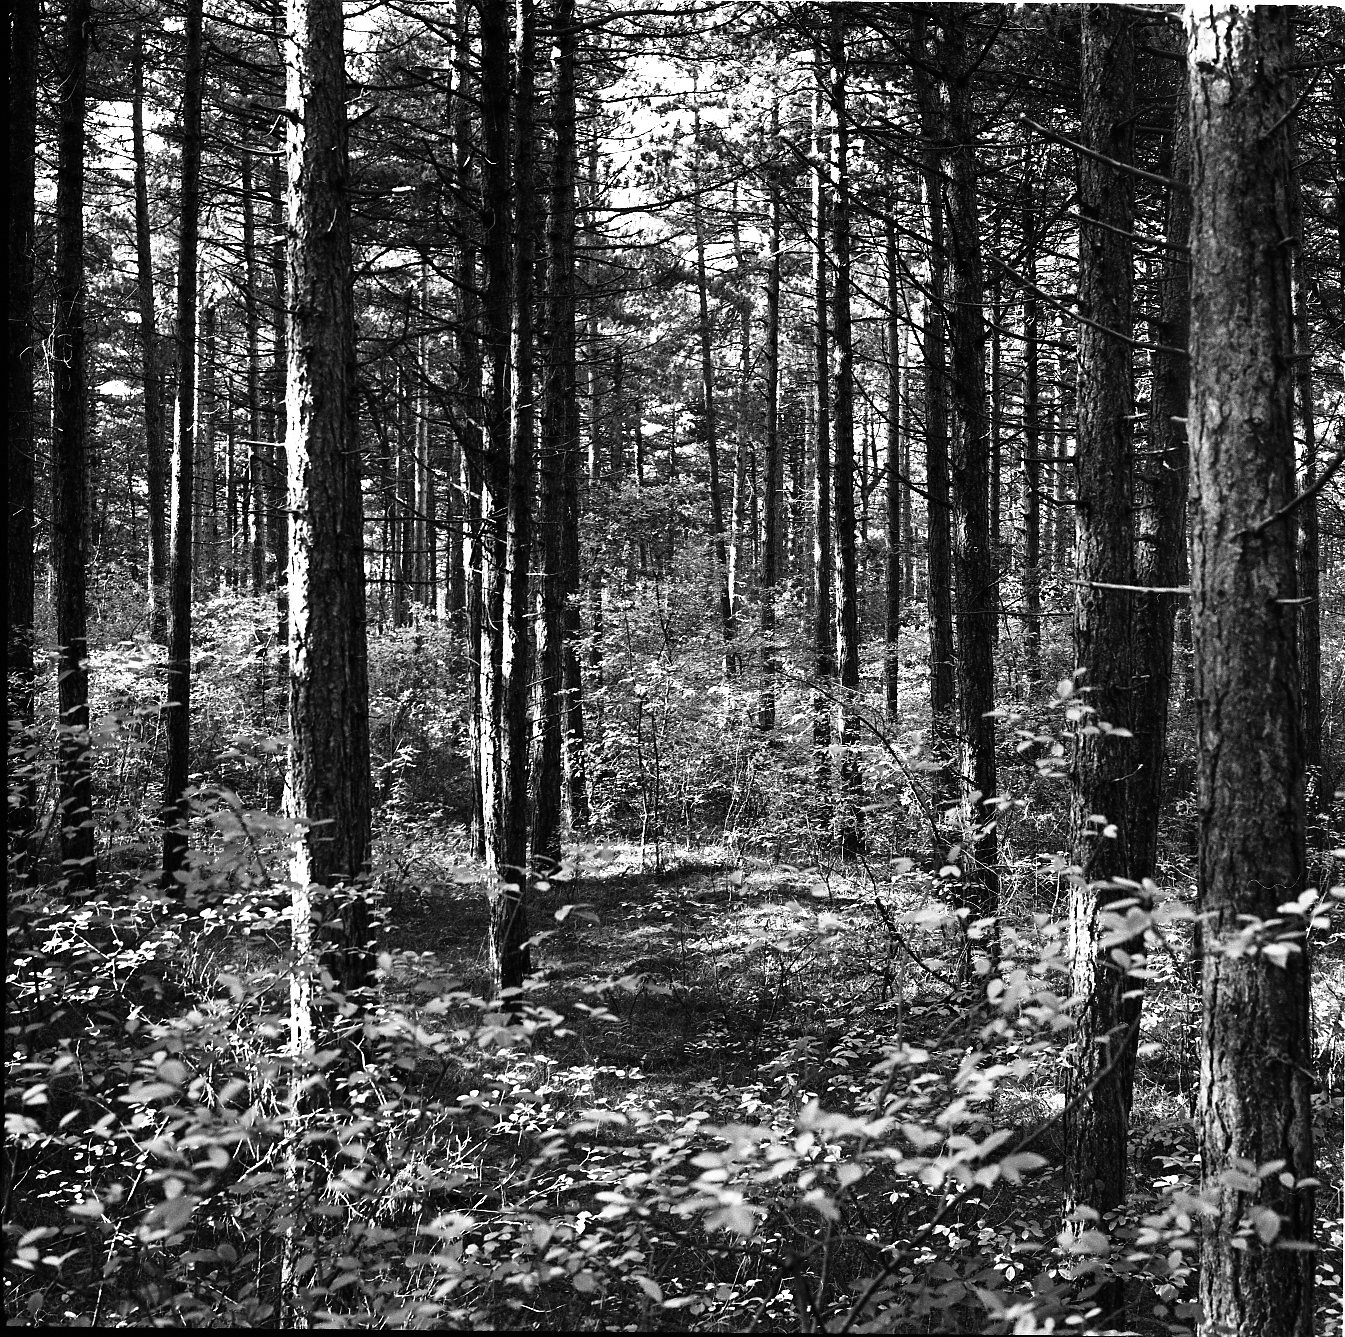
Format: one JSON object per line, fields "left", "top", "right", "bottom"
{"left": 810, "top": 69, "right": 834, "bottom": 790}
{"left": 884, "top": 217, "right": 902, "bottom": 724}
{"left": 7, "top": 0, "right": 40, "bottom": 869}
{"left": 132, "top": 28, "right": 169, "bottom": 644}
{"left": 52, "top": 0, "right": 96, "bottom": 888}
{"left": 759, "top": 101, "right": 782, "bottom": 735}
{"left": 1188, "top": 10, "right": 1315, "bottom": 1334}
{"left": 940, "top": 8, "right": 998, "bottom": 967}
{"left": 912, "top": 13, "right": 955, "bottom": 791}
{"left": 161, "top": 0, "right": 203, "bottom": 882}
{"left": 1063, "top": 8, "right": 1139, "bottom": 1273}
{"left": 1021, "top": 148, "right": 1042, "bottom": 687}
{"left": 198, "top": 303, "right": 218, "bottom": 591}
{"left": 692, "top": 95, "right": 737, "bottom": 677}
{"left": 829, "top": 12, "right": 862, "bottom": 856}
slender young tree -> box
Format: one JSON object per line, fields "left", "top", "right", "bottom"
{"left": 883, "top": 215, "right": 902, "bottom": 724}
{"left": 132, "top": 27, "right": 169, "bottom": 643}
{"left": 1020, "top": 148, "right": 1042, "bottom": 687}
{"left": 161, "top": 0, "right": 204, "bottom": 883}
{"left": 285, "top": 0, "right": 374, "bottom": 1009}
{"left": 758, "top": 100, "right": 783, "bottom": 734}
{"left": 829, "top": 11, "right": 863, "bottom": 856}
{"left": 1188, "top": 10, "right": 1315, "bottom": 1334}
{"left": 52, "top": 0, "right": 96, "bottom": 889}
{"left": 7, "top": 0, "right": 40, "bottom": 870}
{"left": 1063, "top": 8, "right": 1140, "bottom": 1276}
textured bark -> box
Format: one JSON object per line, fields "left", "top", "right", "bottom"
{"left": 132, "top": 29, "right": 168, "bottom": 643}
{"left": 759, "top": 101, "right": 782, "bottom": 735}
{"left": 7, "top": 0, "right": 39, "bottom": 867}
{"left": 269, "top": 152, "right": 289, "bottom": 606}
{"left": 285, "top": 0, "right": 373, "bottom": 999}
{"left": 830, "top": 13, "right": 862, "bottom": 856}
{"left": 161, "top": 0, "right": 203, "bottom": 882}
{"left": 911, "top": 13, "right": 955, "bottom": 779}
{"left": 1063, "top": 7, "right": 1138, "bottom": 1268}
{"left": 1188, "top": 11, "right": 1315, "bottom": 1335}
{"left": 52, "top": 0, "right": 96, "bottom": 888}
{"left": 532, "top": 0, "right": 581, "bottom": 866}
{"left": 241, "top": 151, "right": 265, "bottom": 594}
{"left": 197, "top": 304, "right": 218, "bottom": 589}
{"left": 883, "top": 218, "right": 902, "bottom": 724}
{"left": 810, "top": 71, "right": 835, "bottom": 787}
{"left": 692, "top": 98, "right": 737, "bottom": 678}
{"left": 1021, "top": 154, "right": 1041, "bottom": 686}
{"left": 939, "top": 7, "right": 998, "bottom": 962}
{"left": 1129, "top": 56, "right": 1189, "bottom": 889}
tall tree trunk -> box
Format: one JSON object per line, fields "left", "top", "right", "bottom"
{"left": 197, "top": 303, "right": 218, "bottom": 591}
{"left": 285, "top": 0, "right": 374, "bottom": 1000}
{"left": 132, "top": 28, "right": 169, "bottom": 644}
{"left": 759, "top": 101, "right": 782, "bottom": 735}
{"left": 1188, "top": 10, "right": 1315, "bottom": 1335}
{"left": 1290, "top": 113, "right": 1322, "bottom": 823}
{"left": 7, "top": 0, "right": 40, "bottom": 870}
{"left": 1063, "top": 8, "right": 1139, "bottom": 1277}
{"left": 912, "top": 13, "right": 955, "bottom": 795}
{"left": 52, "top": 0, "right": 96, "bottom": 888}
{"left": 810, "top": 70, "right": 835, "bottom": 790}
{"left": 161, "top": 0, "right": 203, "bottom": 882}
{"left": 1021, "top": 149, "right": 1042, "bottom": 687}
{"left": 884, "top": 217, "right": 902, "bottom": 724}
{"left": 939, "top": 8, "right": 998, "bottom": 969}
{"left": 1129, "top": 51, "right": 1189, "bottom": 890}
{"left": 241, "top": 150, "right": 266, "bottom": 597}
{"left": 692, "top": 97, "right": 737, "bottom": 678}
{"left": 533, "top": 0, "right": 581, "bottom": 866}
{"left": 415, "top": 253, "right": 434, "bottom": 608}
{"left": 829, "top": 12, "right": 862, "bottom": 856}
{"left": 270, "top": 153, "right": 289, "bottom": 637}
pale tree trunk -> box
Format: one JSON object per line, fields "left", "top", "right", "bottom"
{"left": 1189, "top": 10, "right": 1315, "bottom": 1335}
{"left": 810, "top": 69, "right": 834, "bottom": 789}
{"left": 132, "top": 28, "right": 168, "bottom": 644}
{"left": 242, "top": 152, "right": 266, "bottom": 594}
{"left": 884, "top": 217, "right": 901, "bottom": 724}
{"left": 759, "top": 100, "right": 782, "bottom": 735}
{"left": 52, "top": 0, "right": 96, "bottom": 888}
{"left": 911, "top": 12, "right": 955, "bottom": 796}
{"left": 8, "top": 0, "right": 40, "bottom": 869}
{"left": 939, "top": 8, "right": 997, "bottom": 970}
{"left": 829, "top": 11, "right": 862, "bottom": 856}
{"left": 269, "top": 153, "right": 289, "bottom": 640}
{"left": 692, "top": 95, "right": 737, "bottom": 677}
{"left": 1063, "top": 9, "right": 1139, "bottom": 1280}
{"left": 196, "top": 303, "right": 218, "bottom": 591}
{"left": 161, "top": 0, "right": 203, "bottom": 883}
{"left": 1021, "top": 145, "right": 1042, "bottom": 688}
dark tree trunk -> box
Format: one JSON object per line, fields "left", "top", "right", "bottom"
{"left": 912, "top": 13, "right": 955, "bottom": 790}
{"left": 1063, "top": 8, "right": 1139, "bottom": 1277}
{"left": 284, "top": 0, "right": 374, "bottom": 1002}
{"left": 939, "top": 8, "right": 998, "bottom": 968}
{"left": 829, "top": 12, "right": 863, "bottom": 856}
{"left": 132, "top": 28, "right": 168, "bottom": 644}
{"left": 759, "top": 101, "right": 782, "bottom": 735}
{"left": 533, "top": 0, "right": 581, "bottom": 866}
{"left": 884, "top": 217, "right": 901, "bottom": 724}
{"left": 7, "top": 0, "right": 39, "bottom": 869}
{"left": 161, "top": 0, "right": 204, "bottom": 883}
{"left": 1188, "top": 11, "right": 1315, "bottom": 1334}
{"left": 52, "top": 0, "right": 96, "bottom": 888}
{"left": 269, "top": 152, "right": 289, "bottom": 639}
{"left": 1129, "top": 51, "right": 1189, "bottom": 889}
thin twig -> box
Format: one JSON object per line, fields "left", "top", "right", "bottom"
{"left": 1020, "top": 114, "right": 1184, "bottom": 192}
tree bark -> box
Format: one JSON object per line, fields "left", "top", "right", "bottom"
{"left": 1063, "top": 7, "right": 1139, "bottom": 1273}
{"left": 161, "top": 0, "right": 204, "bottom": 883}
{"left": 759, "top": 100, "right": 782, "bottom": 735}
{"left": 830, "top": 12, "right": 863, "bottom": 857}
{"left": 884, "top": 217, "right": 902, "bottom": 724}
{"left": 7, "top": 0, "right": 40, "bottom": 869}
{"left": 285, "top": 0, "right": 374, "bottom": 997}
{"left": 132, "top": 28, "right": 169, "bottom": 644}
{"left": 52, "top": 0, "right": 96, "bottom": 889}
{"left": 1188, "top": 10, "right": 1315, "bottom": 1335}
{"left": 1021, "top": 148, "right": 1042, "bottom": 687}
{"left": 939, "top": 7, "right": 998, "bottom": 969}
